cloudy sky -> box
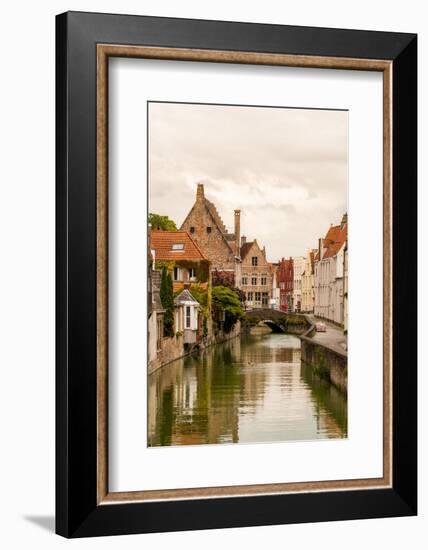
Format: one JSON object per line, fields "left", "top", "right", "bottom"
{"left": 148, "top": 102, "right": 348, "bottom": 260}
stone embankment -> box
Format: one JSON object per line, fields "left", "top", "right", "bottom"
{"left": 299, "top": 316, "right": 347, "bottom": 395}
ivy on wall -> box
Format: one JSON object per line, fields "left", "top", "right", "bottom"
{"left": 160, "top": 267, "right": 174, "bottom": 337}
{"left": 155, "top": 259, "right": 210, "bottom": 284}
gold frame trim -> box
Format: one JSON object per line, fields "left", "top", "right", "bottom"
{"left": 96, "top": 44, "right": 393, "bottom": 504}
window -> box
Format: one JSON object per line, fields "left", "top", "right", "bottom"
{"left": 247, "top": 292, "right": 253, "bottom": 302}
{"left": 262, "top": 292, "right": 269, "bottom": 305}
{"left": 173, "top": 266, "right": 181, "bottom": 281}
{"left": 251, "top": 256, "right": 258, "bottom": 266}
{"left": 185, "top": 306, "right": 191, "bottom": 329}
{"left": 190, "top": 226, "right": 195, "bottom": 233}
{"left": 261, "top": 277, "right": 267, "bottom": 285}
{"left": 251, "top": 277, "right": 257, "bottom": 286}
{"left": 242, "top": 277, "right": 248, "bottom": 285}
{"left": 280, "top": 282, "right": 285, "bottom": 290}
{"left": 171, "top": 243, "right": 184, "bottom": 250}
{"left": 206, "top": 226, "right": 212, "bottom": 234}
{"left": 255, "top": 292, "right": 261, "bottom": 303}
{"left": 189, "top": 268, "right": 196, "bottom": 279}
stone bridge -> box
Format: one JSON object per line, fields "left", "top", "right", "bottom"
{"left": 244, "top": 309, "right": 309, "bottom": 335}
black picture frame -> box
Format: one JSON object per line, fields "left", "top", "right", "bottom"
{"left": 56, "top": 11, "right": 417, "bottom": 538}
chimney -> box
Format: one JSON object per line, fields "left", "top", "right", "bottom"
{"left": 234, "top": 209, "right": 241, "bottom": 257}
{"left": 341, "top": 212, "right": 348, "bottom": 229}
{"left": 318, "top": 238, "right": 324, "bottom": 260}
{"left": 262, "top": 246, "right": 266, "bottom": 259}
{"left": 196, "top": 183, "right": 205, "bottom": 202}
{"left": 241, "top": 235, "right": 246, "bottom": 246}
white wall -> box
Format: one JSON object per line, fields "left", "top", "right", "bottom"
{"left": 0, "top": 1, "right": 425, "bottom": 549}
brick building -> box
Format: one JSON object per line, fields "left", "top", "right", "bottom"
{"left": 240, "top": 238, "right": 272, "bottom": 309}
{"left": 277, "top": 257, "right": 294, "bottom": 312}
{"left": 180, "top": 183, "right": 241, "bottom": 287}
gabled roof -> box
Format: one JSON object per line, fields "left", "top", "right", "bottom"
{"left": 174, "top": 289, "right": 199, "bottom": 305}
{"left": 323, "top": 239, "right": 346, "bottom": 258}
{"left": 240, "top": 241, "right": 253, "bottom": 260}
{"left": 324, "top": 224, "right": 341, "bottom": 244}
{"left": 204, "top": 198, "right": 227, "bottom": 234}
{"left": 180, "top": 196, "right": 236, "bottom": 255}
{"left": 150, "top": 230, "right": 207, "bottom": 261}
{"left": 320, "top": 223, "right": 347, "bottom": 259}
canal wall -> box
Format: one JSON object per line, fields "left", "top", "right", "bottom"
{"left": 148, "top": 333, "right": 185, "bottom": 375}
{"left": 299, "top": 319, "right": 347, "bottom": 395}
{"left": 149, "top": 321, "right": 241, "bottom": 375}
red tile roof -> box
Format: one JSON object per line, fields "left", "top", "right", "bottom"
{"left": 150, "top": 230, "right": 208, "bottom": 261}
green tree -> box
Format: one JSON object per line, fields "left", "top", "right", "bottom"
{"left": 149, "top": 213, "right": 177, "bottom": 231}
{"left": 160, "top": 267, "right": 174, "bottom": 336}
{"left": 212, "top": 285, "right": 244, "bottom": 333}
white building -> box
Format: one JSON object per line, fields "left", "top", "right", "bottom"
{"left": 174, "top": 289, "right": 200, "bottom": 345}
{"left": 269, "top": 262, "right": 280, "bottom": 310}
{"left": 292, "top": 256, "right": 305, "bottom": 312}
{"left": 301, "top": 249, "right": 316, "bottom": 313}
{"left": 314, "top": 216, "right": 347, "bottom": 325}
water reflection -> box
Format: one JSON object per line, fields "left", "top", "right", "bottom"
{"left": 148, "top": 333, "right": 347, "bottom": 447}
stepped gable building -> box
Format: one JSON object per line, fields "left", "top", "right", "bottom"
{"left": 180, "top": 183, "right": 241, "bottom": 287}
{"left": 240, "top": 237, "right": 272, "bottom": 309}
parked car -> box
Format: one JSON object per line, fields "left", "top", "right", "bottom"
{"left": 315, "top": 322, "right": 327, "bottom": 332}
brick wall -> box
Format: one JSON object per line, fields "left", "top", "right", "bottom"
{"left": 181, "top": 200, "right": 236, "bottom": 271}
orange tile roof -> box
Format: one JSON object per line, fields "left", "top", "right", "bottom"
{"left": 150, "top": 230, "right": 208, "bottom": 261}
{"left": 324, "top": 224, "right": 341, "bottom": 244}
{"left": 173, "top": 282, "right": 208, "bottom": 293}
{"left": 322, "top": 224, "right": 347, "bottom": 259}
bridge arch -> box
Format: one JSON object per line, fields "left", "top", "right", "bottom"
{"left": 256, "top": 320, "right": 286, "bottom": 333}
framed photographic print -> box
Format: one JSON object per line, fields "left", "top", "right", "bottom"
{"left": 56, "top": 11, "right": 417, "bottom": 537}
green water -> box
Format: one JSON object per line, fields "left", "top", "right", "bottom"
{"left": 148, "top": 333, "right": 347, "bottom": 447}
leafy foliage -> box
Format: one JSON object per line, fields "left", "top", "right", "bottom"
{"left": 149, "top": 213, "right": 177, "bottom": 231}
{"left": 160, "top": 267, "right": 174, "bottom": 337}
{"left": 212, "top": 269, "right": 245, "bottom": 303}
{"left": 212, "top": 285, "right": 244, "bottom": 333}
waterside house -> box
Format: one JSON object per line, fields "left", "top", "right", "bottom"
{"left": 277, "top": 257, "right": 294, "bottom": 312}
{"left": 313, "top": 214, "right": 348, "bottom": 325}
{"left": 292, "top": 256, "right": 305, "bottom": 313}
{"left": 240, "top": 238, "right": 272, "bottom": 309}
{"left": 301, "top": 249, "right": 316, "bottom": 313}
{"left": 148, "top": 229, "right": 211, "bottom": 372}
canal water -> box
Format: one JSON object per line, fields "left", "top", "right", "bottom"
{"left": 148, "top": 332, "right": 347, "bottom": 447}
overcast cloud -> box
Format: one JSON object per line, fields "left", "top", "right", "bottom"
{"left": 148, "top": 102, "right": 348, "bottom": 260}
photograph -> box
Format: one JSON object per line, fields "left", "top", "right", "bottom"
{"left": 147, "top": 102, "right": 348, "bottom": 447}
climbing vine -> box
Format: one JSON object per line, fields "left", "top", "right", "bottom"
{"left": 155, "top": 259, "right": 210, "bottom": 283}
{"left": 160, "top": 267, "right": 174, "bottom": 337}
